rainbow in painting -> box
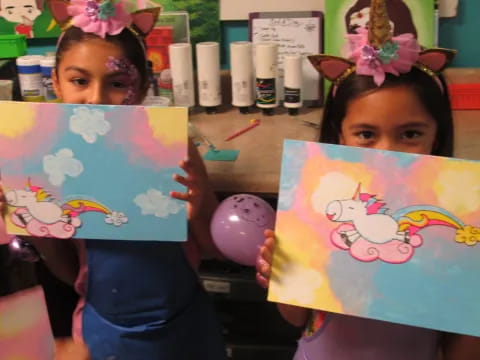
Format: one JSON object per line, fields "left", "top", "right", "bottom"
{"left": 0, "top": 101, "right": 187, "bottom": 241}
{"left": 270, "top": 139, "right": 480, "bottom": 336}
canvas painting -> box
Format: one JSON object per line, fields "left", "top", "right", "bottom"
{"left": 0, "top": 287, "right": 54, "bottom": 360}
{"left": 325, "top": 0, "right": 436, "bottom": 56}
{"left": 129, "top": 0, "right": 220, "bottom": 44}
{"left": 323, "top": 0, "right": 436, "bottom": 95}
{"left": 0, "top": 102, "right": 187, "bottom": 242}
{"left": 270, "top": 139, "right": 480, "bottom": 336}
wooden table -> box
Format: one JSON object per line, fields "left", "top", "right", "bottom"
{"left": 191, "top": 106, "right": 321, "bottom": 196}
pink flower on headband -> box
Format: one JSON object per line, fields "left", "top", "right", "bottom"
{"left": 346, "top": 28, "right": 421, "bottom": 86}
{"left": 68, "top": 0, "right": 132, "bottom": 38}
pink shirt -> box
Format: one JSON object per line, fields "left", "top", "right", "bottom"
{"left": 294, "top": 312, "right": 440, "bottom": 360}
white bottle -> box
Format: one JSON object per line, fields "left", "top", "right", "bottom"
{"left": 40, "top": 56, "right": 57, "bottom": 102}
{"left": 283, "top": 55, "right": 303, "bottom": 115}
{"left": 169, "top": 43, "right": 195, "bottom": 108}
{"left": 196, "top": 42, "right": 221, "bottom": 114}
{"left": 230, "top": 41, "right": 254, "bottom": 114}
{"left": 16, "top": 55, "right": 45, "bottom": 102}
{"left": 255, "top": 43, "right": 278, "bottom": 115}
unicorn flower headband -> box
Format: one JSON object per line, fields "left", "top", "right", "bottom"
{"left": 47, "top": 0, "right": 161, "bottom": 39}
{"left": 308, "top": 0, "right": 456, "bottom": 89}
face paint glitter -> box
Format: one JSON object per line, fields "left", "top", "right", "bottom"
{"left": 106, "top": 56, "right": 139, "bottom": 105}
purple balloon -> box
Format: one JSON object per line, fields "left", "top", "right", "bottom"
{"left": 210, "top": 194, "right": 276, "bottom": 266}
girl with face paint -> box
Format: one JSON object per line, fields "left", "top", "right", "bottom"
{"left": 4, "top": 1, "right": 227, "bottom": 359}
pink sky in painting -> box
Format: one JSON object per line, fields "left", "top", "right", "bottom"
{"left": 106, "top": 107, "right": 185, "bottom": 169}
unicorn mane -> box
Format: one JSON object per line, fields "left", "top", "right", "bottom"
{"left": 26, "top": 178, "right": 51, "bottom": 202}
{"left": 359, "top": 193, "right": 387, "bottom": 215}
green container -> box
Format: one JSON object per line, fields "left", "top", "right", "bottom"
{"left": 0, "top": 35, "right": 27, "bottom": 59}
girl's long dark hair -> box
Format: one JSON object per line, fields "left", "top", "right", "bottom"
{"left": 320, "top": 67, "right": 454, "bottom": 157}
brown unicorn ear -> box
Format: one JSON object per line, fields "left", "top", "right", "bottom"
{"left": 417, "top": 49, "right": 457, "bottom": 73}
{"left": 46, "top": 0, "right": 71, "bottom": 30}
{"left": 131, "top": 7, "right": 161, "bottom": 36}
{"left": 308, "top": 55, "right": 356, "bottom": 83}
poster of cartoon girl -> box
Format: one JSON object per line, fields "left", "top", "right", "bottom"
{"left": 0, "top": 0, "right": 60, "bottom": 38}
{"left": 0, "top": 0, "right": 43, "bottom": 37}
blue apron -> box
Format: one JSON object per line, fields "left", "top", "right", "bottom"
{"left": 83, "top": 240, "right": 227, "bottom": 360}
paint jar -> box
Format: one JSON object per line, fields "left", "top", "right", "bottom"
{"left": 16, "top": 55, "right": 45, "bottom": 102}
{"left": 230, "top": 41, "right": 254, "bottom": 114}
{"left": 283, "top": 54, "right": 303, "bottom": 115}
{"left": 169, "top": 43, "right": 195, "bottom": 108}
{"left": 40, "top": 56, "right": 57, "bottom": 102}
{"left": 255, "top": 43, "right": 278, "bottom": 115}
{"left": 196, "top": 42, "right": 222, "bottom": 114}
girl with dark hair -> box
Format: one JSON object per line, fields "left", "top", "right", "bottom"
{"left": 256, "top": 0, "right": 480, "bottom": 358}
{"left": 2, "top": 1, "right": 227, "bottom": 359}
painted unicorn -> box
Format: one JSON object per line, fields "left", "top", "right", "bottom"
{"left": 326, "top": 184, "right": 480, "bottom": 264}
{"left": 6, "top": 178, "right": 128, "bottom": 239}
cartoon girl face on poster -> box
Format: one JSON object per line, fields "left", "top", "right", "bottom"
{"left": 345, "top": 0, "right": 417, "bottom": 38}
{"left": 0, "top": 0, "right": 43, "bottom": 38}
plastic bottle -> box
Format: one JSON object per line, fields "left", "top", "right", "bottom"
{"left": 16, "top": 55, "right": 44, "bottom": 102}
{"left": 230, "top": 41, "right": 254, "bottom": 114}
{"left": 283, "top": 55, "right": 303, "bottom": 115}
{"left": 196, "top": 42, "right": 222, "bottom": 114}
{"left": 255, "top": 43, "right": 278, "bottom": 115}
{"left": 40, "top": 56, "right": 57, "bottom": 102}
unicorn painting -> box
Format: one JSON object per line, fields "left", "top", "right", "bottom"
{"left": 6, "top": 178, "right": 128, "bottom": 239}
{"left": 327, "top": 184, "right": 480, "bottom": 264}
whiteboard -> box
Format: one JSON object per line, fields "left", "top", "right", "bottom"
{"left": 250, "top": 13, "right": 323, "bottom": 103}
{"left": 221, "top": 0, "right": 324, "bottom": 20}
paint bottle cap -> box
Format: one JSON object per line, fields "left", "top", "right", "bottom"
{"left": 205, "top": 106, "right": 218, "bottom": 114}
{"left": 262, "top": 107, "right": 274, "bottom": 116}
{"left": 288, "top": 108, "right": 299, "bottom": 116}
{"left": 239, "top": 106, "right": 250, "bottom": 114}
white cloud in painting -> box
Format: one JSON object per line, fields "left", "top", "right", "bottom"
{"left": 43, "top": 148, "right": 84, "bottom": 186}
{"left": 134, "top": 189, "right": 184, "bottom": 218}
{"left": 274, "top": 262, "right": 323, "bottom": 305}
{"left": 69, "top": 106, "right": 111, "bottom": 143}
{"left": 105, "top": 211, "right": 128, "bottom": 227}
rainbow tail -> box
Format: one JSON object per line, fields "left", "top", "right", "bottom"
{"left": 61, "top": 199, "right": 111, "bottom": 217}
{"left": 393, "top": 205, "right": 480, "bottom": 246}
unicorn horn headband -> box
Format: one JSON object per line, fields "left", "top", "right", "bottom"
{"left": 46, "top": 0, "right": 161, "bottom": 39}
{"left": 308, "top": 0, "right": 456, "bottom": 88}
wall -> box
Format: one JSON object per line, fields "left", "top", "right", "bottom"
{"left": 28, "top": 0, "right": 479, "bottom": 68}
